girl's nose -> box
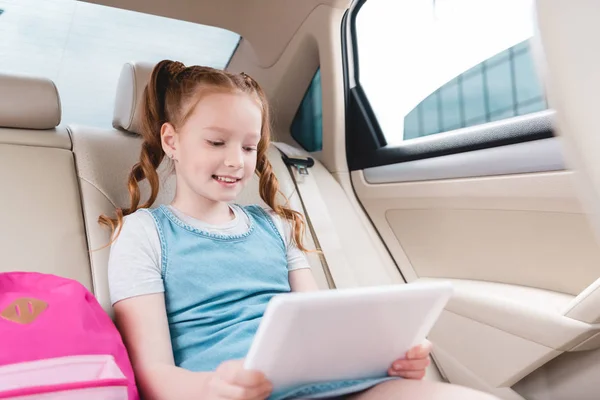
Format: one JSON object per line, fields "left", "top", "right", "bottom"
{"left": 225, "top": 148, "right": 244, "bottom": 169}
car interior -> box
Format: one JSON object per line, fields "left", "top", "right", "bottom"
{"left": 2, "top": 0, "right": 600, "bottom": 399}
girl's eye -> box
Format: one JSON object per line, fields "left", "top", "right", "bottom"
{"left": 243, "top": 146, "right": 257, "bottom": 152}
{"left": 207, "top": 140, "right": 225, "bottom": 147}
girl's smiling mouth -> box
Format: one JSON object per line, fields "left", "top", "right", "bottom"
{"left": 212, "top": 175, "right": 241, "bottom": 185}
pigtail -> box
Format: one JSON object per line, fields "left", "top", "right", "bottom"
{"left": 98, "top": 60, "right": 180, "bottom": 244}
{"left": 244, "top": 77, "right": 310, "bottom": 252}
{"left": 256, "top": 122, "right": 309, "bottom": 252}
{"left": 256, "top": 157, "right": 309, "bottom": 252}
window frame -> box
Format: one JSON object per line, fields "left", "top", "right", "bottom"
{"left": 343, "top": 0, "right": 553, "bottom": 171}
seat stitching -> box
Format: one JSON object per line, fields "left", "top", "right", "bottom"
{"left": 78, "top": 176, "right": 118, "bottom": 209}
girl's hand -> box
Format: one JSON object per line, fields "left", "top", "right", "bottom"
{"left": 387, "top": 339, "right": 433, "bottom": 380}
{"left": 207, "top": 359, "right": 273, "bottom": 400}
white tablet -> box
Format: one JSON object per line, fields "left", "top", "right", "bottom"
{"left": 244, "top": 281, "right": 453, "bottom": 390}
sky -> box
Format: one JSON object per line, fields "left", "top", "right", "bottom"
{"left": 0, "top": 0, "right": 536, "bottom": 141}
{"left": 0, "top": 0, "right": 240, "bottom": 128}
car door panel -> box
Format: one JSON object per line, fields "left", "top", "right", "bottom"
{"left": 348, "top": 116, "right": 600, "bottom": 398}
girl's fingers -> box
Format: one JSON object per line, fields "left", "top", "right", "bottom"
{"left": 391, "top": 357, "right": 430, "bottom": 372}
{"left": 388, "top": 368, "right": 427, "bottom": 380}
{"left": 406, "top": 340, "right": 433, "bottom": 359}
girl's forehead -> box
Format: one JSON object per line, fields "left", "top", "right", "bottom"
{"left": 182, "top": 93, "right": 262, "bottom": 137}
{"left": 188, "top": 93, "right": 262, "bottom": 122}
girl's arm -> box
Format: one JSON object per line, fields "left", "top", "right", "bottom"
{"left": 289, "top": 268, "right": 319, "bottom": 292}
{"left": 114, "top": 290, "right": 273, "bottom": 400}
{"left": 265, "top": 207, "right": 319, "bottom": 293}
{"left": 109, "top": 213, "right": 272, "bottom": 400}
{"left": 108, "top": 213, "right": 213, "bottom": 399}
{"left": 114, "top": 293, "right": 214, "bottom": 400}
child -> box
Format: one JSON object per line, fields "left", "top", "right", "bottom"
{"left": 102, "top": 60, "right": 497, "bottom": 400}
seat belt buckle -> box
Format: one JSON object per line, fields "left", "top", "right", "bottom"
{"left": 282, "top": 154, "right": 314, "bottom": 175}
{"left": 297, "top": 165, "right": 309, "bottom": 175}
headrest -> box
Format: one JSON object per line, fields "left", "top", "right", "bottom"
{"left": 0, "top": 73, "right": 61, "bottom": 129}
{"left": 112, "top": 61, "right": 155, "bottom": 135}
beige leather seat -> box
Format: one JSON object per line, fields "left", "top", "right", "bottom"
{"left": 0, "top": 72, "right": 93, "bottom": 290}
{"left": 67, "top": 61, "right": 329, "bottom": 314}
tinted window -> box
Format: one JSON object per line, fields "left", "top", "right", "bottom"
{"left": 291, "top": 68, "right": 323, "bottom": 152}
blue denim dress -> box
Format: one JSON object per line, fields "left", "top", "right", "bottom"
{"left": 148, "top": 205, "right": 394, "bottom": 399}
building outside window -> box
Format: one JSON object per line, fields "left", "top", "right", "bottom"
{"left": 403, "top": 39, "right": 547, "bottom": 140}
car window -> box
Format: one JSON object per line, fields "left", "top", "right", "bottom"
{"left": 290, "top": 68, "right": 323, "bottom": 152}
{"left": 0, "top": 0, "right": 240, "bottom": 128}
{"left": 354, "top": 0, "right": 542, "bottom": 145}
{"left": 402, "top": 39, "right": 547, "bottom": 140}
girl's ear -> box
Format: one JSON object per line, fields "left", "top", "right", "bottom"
{"left": 160, "top": 122, "right": 178, "bottom": 158}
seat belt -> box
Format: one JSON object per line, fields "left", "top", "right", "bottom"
{"left": 272, "top": 142, "right": 357, "bottom": 289}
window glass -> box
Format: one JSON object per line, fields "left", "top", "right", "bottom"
{"left": 402, "top": 39, "right": 546, "bottom": 138}
{"left": 514, "top": 50, "right": 544, "bottom": 104}
{"left": 439, "top": 79, "right": 461, "bottom": 132}
{"left": 518, "top": 99, "right": 546, "bottom": 115}
{"left": 420, "top": 92, "right": 440, "bottom": 136}
{"left": 291, "top": 68, "right": 323, "bottom": 152}
{"left": 402, "top": 106, "right": 420, "bottom": 140}
{"left": 485, "top": 55, "right": 514, "bottom": 115}
{"left": 355, "top": 0, "right": 543, "bottom": 145}
{"left": 462, "top": 72, "right": 486, "bottom": 125}
{"left": 0, "top": 0, "right": 240, "bottom": 128}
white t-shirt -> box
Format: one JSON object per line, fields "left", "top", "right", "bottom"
{"left": 107, "top": 204, "right": 310, "bottom": 306}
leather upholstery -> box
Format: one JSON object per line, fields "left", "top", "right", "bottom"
{"left": 112, "top": 62, "right": 154, "bottom": 135}
{"left": 0, "top": 72, "right": 61, "bottom": 130}
{"left": 0, "top": 74, "right": 91, "bottom": 292}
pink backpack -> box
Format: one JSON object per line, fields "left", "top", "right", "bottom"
{"left": 0, "top": 272, "right": 139, "bottom": 399}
